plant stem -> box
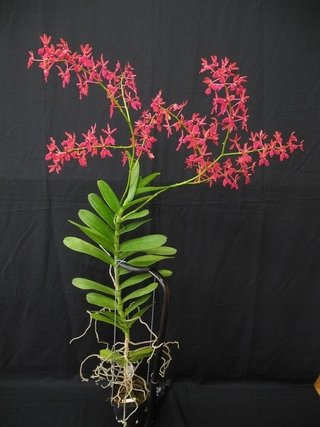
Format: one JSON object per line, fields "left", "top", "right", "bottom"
{"left": 114, "top": 203, "right": 131, "bottom": 366}
{"left": 113, "top": 208, "right": 125, "bottom": 320}
{"left": 114, "top": 212, "right": 133, "bottom": 395}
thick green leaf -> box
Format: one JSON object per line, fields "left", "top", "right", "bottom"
{"left": 86, "top": 292, "right": 116, "bottom": 309}
{"left": 88, "top": 193, "right": 115, "bottom": 229}
{"left": 91, "top": 312, "right": 127, "bottom": 334}
{"left": 97, "top": 180, "right": 120, "bottom": 213}
{"left": 124, "top": 294, "right": 152, "bottom": 316}
{"left": 122, "top": 282, "right": 158, "bottom": 303}
{"left": 120, "top": 273, "right": 152, "bottom": 290}
{"left": 63, "top": 237, "right": 114, "bottom": 265}
{"left": 128, "top": 346, "right": 153, "bottom": 362}
{"left": 123, "top": 209, "right": 150, "bottom": 221}
{"left": 78, "top": 209, "right": 114, "bottom": 240}
{"left": 123, "top": 160, "right": 140, "bottom": 205}
{"left": 147, "top": 246, "right": 177, "bottom": 256}
{"left": 120, "top": 234, "right": 167, "bottom": 253}
{"left": 158, "top": 269, "right": 173, "bottom": 277}
{"left": 120, "top": 219, "right": 151, "bottom": 235}
{"left": 118, "top": 251, "right": 135, "bottom": 261}
{"left": 135, "top": 186, "right": 164, "bottom": 196}
{"left": 138, "top": 172, "right": 161, "bottom": 188}
{"left": 118, "top": 267, "right": 132, "bottom": 276}
{"left": 72, "top": 278, "right": 115, "bottom": 296}
{"left": 128, "top": 304, "right": 152, "bottom": 323}
{"left": 100, "top": 348, "right": 124, "bottom": 363}
{"left": 128, "top": 254, "right": 172, "bottom": 267}
{"left": 69, "top": 221, "right": 115, "bottom": 254}
{"left": 122, "top": 195, "right": 152, "bottom": 210}
{"left": 99, "top": 346, "right": 154, "bottom": 363}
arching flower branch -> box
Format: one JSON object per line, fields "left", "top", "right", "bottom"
{"left": 28, "top": 35, "right": 303, "bottom": 187}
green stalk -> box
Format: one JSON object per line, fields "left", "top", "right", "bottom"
{"left": 118, "top": 77, "right": 138, "bottom": 205}
{"left": 119, "top": 77, "right": 136, "bottom": 148}
{"left": 113, "top": 196, "right": 132, "bottom": 365}
{"left": 113, "top": 207, "right": 125, "bottom": 320}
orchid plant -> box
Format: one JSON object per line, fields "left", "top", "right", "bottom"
{"left": 28, "top": 35, "right": 303, "bottom": 424}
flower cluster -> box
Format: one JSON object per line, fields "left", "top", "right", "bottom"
{"left": 201, "top": 55, "right": 249, "bottom": 132}
{"left": 44, "top": 123, "right": 117, "bottom": 173}
{"left": 28, "top": 34, "right": 141, "bottom": 111}
{"left": 132, "top": 56, "right": 303, "bottom": 188}
{"left": 28, "top": 35, "right": 303, "bottom": 188}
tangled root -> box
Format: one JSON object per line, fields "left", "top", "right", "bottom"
{"left": 78, "top": 339, "right": 177, "bottom": 426}
{"left": 71, "top": 304, "right": 178, "bottom": 425}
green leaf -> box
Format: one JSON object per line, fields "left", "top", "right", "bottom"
{"left": 128, "top": 346, "right": 153, "bottom": 362}
{"left": 69, "top": 221, "right": 115, "bottom": 254}
{"left": 99, "top": 346, "right": 154, "bottom": 363}
{"left": 138, "top": 172, "right": 161, "bottom": 188}
{"left": 120, "top": 219, "right": 151, "bottom": 234}
{"left": 88, "top": 193, "right": 115, "bottom": 229}
{"left": 78, "top": 209, "right": 114, "bottom": 239}
{"left": 122, "top": 282, "right": 158, "bottom": 303}
{"left": 123, "top": 160, "right": 140, "bottom": 205}
{"left": 118, "top": 267, "right": 132, "bottom": 276}
{"left": 122, "top": 195, "right": 152, "bottom": 210}
{"left": 100, "top": 348, "right": 125, "bottom": 363}
{"left": 135, "top": 186, "right": 164, "bottom": 196}
{"left": 86, "top": 292, "right": 116, "bottom": 310}
{"left": 128, "top": 304, "right": 152, "bottom": 324}
{"left": 72, "top": 278, "right": 115, "bottom": 296}
{"left": 97, "top": 180, "right": 121, "bottom": 213}
{"left": 147, "top": 246, "right": 177, "bottom": 256}
{"left": 123, "top": 209, "right": 149, "bottom": 222}
{"left": 128, "top": 254, "right": 172, "bottom": 267}
{"left": 120, "top": 273, "right": 152, "bottom": 290}
{"left": 92, "top": 312, "right": 127, "bottom": 334}
{"left": 63, "top": 237, "right": 114, "bottom": 266}
{"left": 158, "top": 269, "right": 173, "bottom": 277}
{"left": 120, "top": 234, "right": 167, "bottom": 253}
{"left": 124, "top": 294, "right": 152, "bottom": 316}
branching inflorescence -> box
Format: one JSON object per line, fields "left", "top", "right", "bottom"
{"left": 28, "top": 34, "right": 303, "bottom": 188}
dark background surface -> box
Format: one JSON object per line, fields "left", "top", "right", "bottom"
{"left": 1, "top": 0, "right": 320, "bottom": 425}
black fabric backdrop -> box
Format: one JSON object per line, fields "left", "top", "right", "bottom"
{"left": 1, "top": 0, "right": 320, "bottom": 426}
